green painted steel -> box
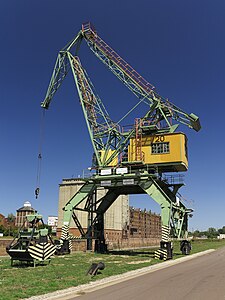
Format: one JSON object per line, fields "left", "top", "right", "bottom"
{"left": 68, "top": 55, "right": 134, "bottom": 167}
{"left": 40, "top": 23, "right": 200, "bottom": 257}
{"left": 62, "top": 181, "right": 96, "bottom": 225}
{"left": 60, "top": 172, "right": 191, "bottom": 243}
{"left": 81, "top": 22, "right": 201, "bottom": 133}
{"left": 139, "top": 179, "right": 172, "bottom": 227}
{"left": 6, "top": 214, "right": 56, "bottom": 266}
{"left": 41, "top": 23, "right": 200, "bottom": 169}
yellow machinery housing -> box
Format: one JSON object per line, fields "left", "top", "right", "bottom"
{"left": 128, "top": 132, "right": 188, "bottom": 172}
{"left": 100, "top": 149, "right": 118, "bottom": 167}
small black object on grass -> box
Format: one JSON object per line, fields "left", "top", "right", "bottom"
{"left": 86, "top": 262, "right": 105, "bottom": 276}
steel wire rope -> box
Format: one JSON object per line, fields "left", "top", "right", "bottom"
{"left": 35, "top": 109, "right": 45, "bottom": 199}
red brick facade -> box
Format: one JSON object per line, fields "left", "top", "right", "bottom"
{"left": 57, "top": 207, "right": 161, "bottom": 250}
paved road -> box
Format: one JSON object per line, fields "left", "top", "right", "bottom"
{"left": 66, "top": 247, "right": 225, "bottom": 300}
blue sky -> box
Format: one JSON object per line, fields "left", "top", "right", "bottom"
{"left": 1, "top": 0, "right": 225, "bottom": 231}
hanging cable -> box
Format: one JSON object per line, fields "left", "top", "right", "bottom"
{"left": 35, "top": 109, "right": 45, "bottom": 199}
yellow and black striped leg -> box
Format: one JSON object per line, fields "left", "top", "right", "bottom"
{"left": 155, "top": 225, "right": 173, "bottom": 260}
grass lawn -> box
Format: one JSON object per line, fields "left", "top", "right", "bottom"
{"left": 0, "top": 239, "right": 225, "bottom": 300}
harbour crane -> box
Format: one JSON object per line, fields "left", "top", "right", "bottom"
{"left": 41, "top": 22, "right": 201, "bottom": 259}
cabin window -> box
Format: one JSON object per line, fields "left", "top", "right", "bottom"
{"left": 151, "top": 142, "right": 170, "bottom": 154}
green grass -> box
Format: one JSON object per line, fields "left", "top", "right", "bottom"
{"left": 1, "top": 239, "right": 225, "bottom": 300}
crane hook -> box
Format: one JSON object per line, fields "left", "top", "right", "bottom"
{"left": 35, "top": 187, "right": 40, "bottom": 199}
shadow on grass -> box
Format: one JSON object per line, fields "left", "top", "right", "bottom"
{"left": 108, "top": 249, "right": 188, "bottom": 260}
{"left": 11, "top": 261, "right": 49, "bottom": 268}
{"left": 172, "top": 252, "right": 184, "bottom": 258}
{"left": 108, "top": 249, "right": 156, "bottom": 258}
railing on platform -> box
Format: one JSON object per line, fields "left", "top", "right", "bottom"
{"left": 162, "top": 174, "right": 185, "bottom": 185}
{"left": 82, "top": 22, "right": 155, "bottom": 96}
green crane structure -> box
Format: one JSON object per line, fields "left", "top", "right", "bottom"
{"left": 41, "top": 22, "right": 201, "bottom": 259}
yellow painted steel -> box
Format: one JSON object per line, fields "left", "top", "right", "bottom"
{"left": 128, "top": 132, "right": 188, "bottom": 172}
{"left": 100, "top": 149, "right": 118, "bottom": 166}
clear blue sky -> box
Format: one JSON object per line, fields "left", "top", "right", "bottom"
{"left": 1, "top": 0, "right": 225, "bottom": 231}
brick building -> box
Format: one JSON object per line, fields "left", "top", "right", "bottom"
{"left": 15, "top": 201, "right": 37, "bottom": 228}
{"left": 129, "top": 207, "right": 161, "bottom": 239}
{"left": 0, "top": 213, "right": 7, "bottom": 228}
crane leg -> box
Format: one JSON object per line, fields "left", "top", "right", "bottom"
{"left": 140, "top": 179, "right": 173, "bottom": 260}
{"left": 86, "top": 190, "right": 97, "bottom": 251}
{"left": 92, "top": 189, "right": 119, "bottom": 253}
{"left": 56, "top": 181, "right": 96, "bottom": 255}
{"left": 140, "top": 177, "right": 193, "bottom": 258}
{"left": 93, "top": 213, "right": 107, "bottom": 253}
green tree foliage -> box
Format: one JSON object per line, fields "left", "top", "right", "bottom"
{"left": 192, "top": 226, "right": 225, "bottom": 239}
{"left": 218, "top": 226, "right": 225, "bottom": 234}
{"left": 0, "top": 213, "right": 17, "bottom": 237}
{"left": 206, "top": 227, "right": 218, "bottom": 239}
{"left": 192, "top": 230, "right": 201, "bottom": 238}
{"left": 7, "top": 213, "right": 16, "bottom": 223}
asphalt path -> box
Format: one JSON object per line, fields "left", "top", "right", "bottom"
{"left": 64, "top": 247, "right": 225, "bottom": 300}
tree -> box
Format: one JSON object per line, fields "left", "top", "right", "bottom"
{"left": 7, "top": 213, "right": 16, "bottom": 223}
{"left": 0, "top": 213, "right": 18, "bottom": 236}
{"left": 206, "top": 227, "right": 218, "bottom": 239}
{"left": 193, "top": 230, "right": 201, "bottom": 237}
{"left": 218, "top": 226, "right": 225, "bottom": 234}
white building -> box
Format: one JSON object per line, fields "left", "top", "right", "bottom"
{"left": 218, "top": 234, "right": 225, "bottom": 239}
{"left": 47, "top": 216, "right": 58, "bottom": 232}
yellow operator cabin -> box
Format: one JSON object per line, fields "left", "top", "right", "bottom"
{"left": 128, "top": 132, "right": 188, "bottom": 172}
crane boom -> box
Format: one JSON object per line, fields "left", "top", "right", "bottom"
{"left": 71, "top": 55, "right": 133, "bottom": 167}
{"left": 42, "top": 50, "right": 134, "bottom": 168}
{"left": 42, "top": 22, "right": 200, "bottom": 133}
{"left": 81, "top": 22, "right": 201, "bottom": 132}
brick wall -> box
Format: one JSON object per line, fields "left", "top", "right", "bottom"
{"left": 71, "top": 239, "right": 87, "bottom": 252}
{"left": 0, "top": 236, "right": 161, "bottom": 256}
{"left": 129, "top": 208, "right": 161, "bottom": 239}
{"left": 0, "top": 239, "right": 12, "bottom": 256}
{"left": 108, "top": 237, "right": 160, "bottom": 250}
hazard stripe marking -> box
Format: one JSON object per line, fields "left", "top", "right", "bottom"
{"left": 28, "top": 243, "right": 56, "bottom": 261}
